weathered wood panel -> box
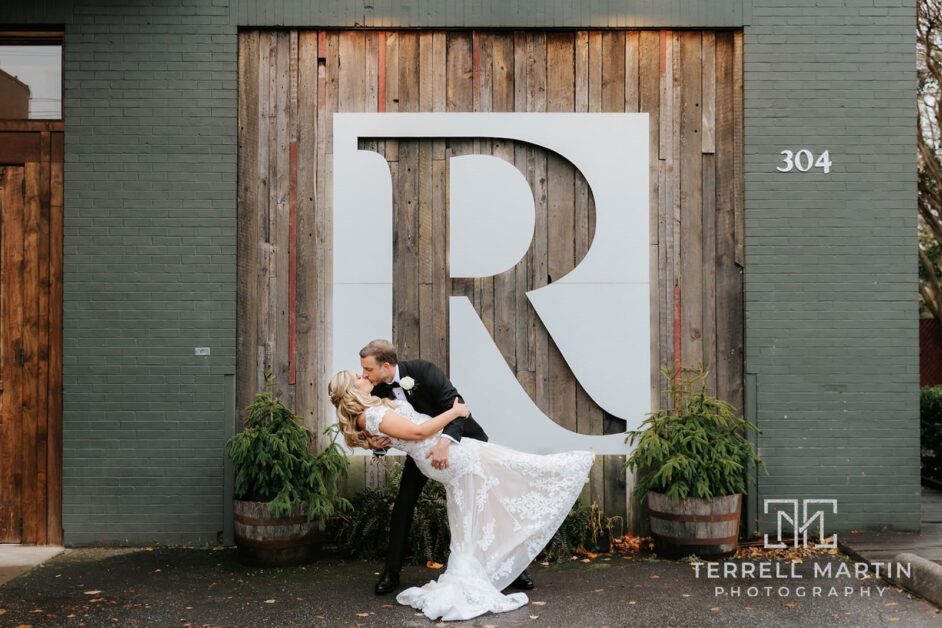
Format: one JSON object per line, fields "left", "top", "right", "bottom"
{"left": 237, "top": 30, "right": 744, "bottom": 523}
{"left": 0, "top": 122, "right": 63, "bottom": 545}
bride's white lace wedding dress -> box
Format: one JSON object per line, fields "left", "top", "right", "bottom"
{"left": 364, "top": 400, "right": 594, "bottom": 621}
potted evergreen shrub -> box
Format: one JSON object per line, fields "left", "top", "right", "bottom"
{"left": 226, "top": 385, "right": 351, "bottom": 567}
{"left": 625, "top": 365, "right": 766, "bottom": 558}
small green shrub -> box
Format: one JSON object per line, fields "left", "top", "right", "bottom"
{"left": 921, "top": 386, "right": 942, "bottom": 480}
{"left": 625, "top": 365, "right": 766, "bottom": 504}
{"left": 226, "top": 386, "right": 352, "bottom": 521}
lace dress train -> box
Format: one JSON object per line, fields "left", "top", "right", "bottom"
{"left": 364, "top": 403, "right": 594, "bottom": 621}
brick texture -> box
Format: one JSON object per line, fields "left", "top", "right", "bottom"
{"left": 745, "top": 0, "right": 919, "bottom": 532}
{"left": 0, "top": 0, "right": 919, "bottom": 542}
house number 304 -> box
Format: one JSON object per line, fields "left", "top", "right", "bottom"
{"left": 777, "top": 149, "right": 832, "bottom": 174}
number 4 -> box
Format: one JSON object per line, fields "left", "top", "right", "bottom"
{"left": 814, "top": 150, "right": 832, "bottom": 174}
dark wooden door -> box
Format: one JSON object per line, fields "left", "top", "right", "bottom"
{"left": 0, "top": 121, "right": 63, "bottom": 545}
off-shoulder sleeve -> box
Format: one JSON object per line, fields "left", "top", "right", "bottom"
{"left": 364, "top": 405, "right": 388, "bottom": 436}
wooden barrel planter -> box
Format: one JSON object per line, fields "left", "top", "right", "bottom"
{"left": 646, "top": 491, "right": 742, "bottom": 559}
{"left": 233, "top": 500, "right": 320, "bottom": 567}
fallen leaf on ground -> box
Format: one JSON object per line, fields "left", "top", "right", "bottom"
{"left": 649, "top": 575, "right": 660, "bottom": 580}
{"left": 381, "top": 604, "right": 394, "bottom": 608}
{"left": 682, "top": 594, "right": 691, "bottom": 598}
{"left": 885, "top": 602, "right": 898, "bottom": 607}
{"left": 710, "top": 607, "right": 720, "bottom": 612}
{"left": 426, "top": 561, "right": 444, "bottom": 570}
{"left": 263, "top": 600, "right": 275, "bottom": 604}
{"left": 529, "top": 616, "right": 539, "bottom": 620}
{"left": 0, "top": 609, "right": 5, "bottom": 616}
{"left": 575, "top": 546, "right": 599, "bottom": 560}
{"left": 83, "top": 591, "right": 102, "bottom": 595}
{"left": 355, "top": 612, "right": 370, "bottom": 617}
{"left": 532, "top": 601, "right": 546, "bottom": 606}
{"left": 784, "top": 602, "right": 797, "bottom": 608}
{"left": 628, "top": 601, "right": 637, "bottom": 606}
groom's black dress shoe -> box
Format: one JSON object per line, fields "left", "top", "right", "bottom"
{"left": 509, "top": 570, "right": 534, "bottom": 590}
{"left": 374, "top": 571, "right": 400, "bottom": 595}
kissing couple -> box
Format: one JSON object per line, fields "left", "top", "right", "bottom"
{"left": 328, "top": 339, "right": 595, "bottom": 622}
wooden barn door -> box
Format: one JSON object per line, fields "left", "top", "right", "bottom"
{"left": 0, "top": 121, "right": 64, "bottom": 545}
{"left": 237, "top": 31, "right": 744, "bottom": 524}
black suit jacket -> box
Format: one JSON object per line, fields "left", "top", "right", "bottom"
{"left": 374, "top": 359, "right": 488, "bottom": 443}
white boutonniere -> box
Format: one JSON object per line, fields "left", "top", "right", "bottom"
{"left": 399, "top": 376, "right": 416, "bottom": 393}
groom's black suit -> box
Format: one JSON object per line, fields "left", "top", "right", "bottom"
{"left": 372, "top": 359, "right": 488, "bottom": 574}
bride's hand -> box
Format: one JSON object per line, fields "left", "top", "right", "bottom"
{"left": 452, "top": 398, "right": 471, "bottom": 418}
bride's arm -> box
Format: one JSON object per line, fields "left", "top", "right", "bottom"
{"left": 365, "top": 400, "right": 470, "bottom": 441}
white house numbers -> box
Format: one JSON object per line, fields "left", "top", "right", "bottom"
{"left": 777, "top": 149, "right": 832, "bottom": 174}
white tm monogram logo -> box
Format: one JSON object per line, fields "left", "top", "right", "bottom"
{"left": 763, "top": 499, "right": 838, "bottom": 549}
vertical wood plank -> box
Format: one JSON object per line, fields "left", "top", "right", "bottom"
{"left": 296, "top": 31, "right": 320, "bottom": 439}
{"left": 315, "top": 31, "right": 340, "bottom": 448}
{"left": 492, "top": 33, "right": 517, "bottom": 371}
{"left": 21, "top": 162, "right": 40, "bottom": 543}
{"left": 670, "top": 32, "right": 683, "bottom": 383}
{"left": 702, "top": 151, "right": 717, "bottom": 396}
{"left": 396, "top": 33, "right": 420, "bottom": 359}
{"left": 418, "top": 32, "right": 446, "bottom": 368}
{"left": 639, "top": 30, "right": 662, "bottom": 406}
{"left": 701, "top": 32, "right": 716, "bottom": 155}
{"left": 572, "top": 30, "right": 596, "bottom": 505}
{"left": 625, "top": 31, "right": 639, "bottom": 113}
{"left": 272, "top": 32, "right": 292, "bottom": 407}
{"left": 0, "top": 168, "right": 24, "bottom": 542}
{"left": 255, "top": 33, "right": 271, "bottom": 395}
{"left": 288, "top": 31, "right": 299, "bottom": 388}
{"left": 47, "top": 137, "right": 63, "bottom": 544}
{"left": 35, "top": 132, "right": 51, "bottom": 542}
{"left": 513, "top": 31, "right": 531, "bottom": 379}
{"left": 602, "top": 29, "right": 628, "bottom": 522}
{"left": 526, "top": 33, "right": 549, "bottom": 412}
{"left": 447, "top": 32, "right": 475, "bottom": 306}
{"left": 546, "top": 32, "right": 577, "bottom": 434}
{"left": 237, "top": 32, "right": 259, "bottom": 419}
{"left": 586, "top": 30, "right": 606, "bottom": 511}
{"left": 679, "top": 32, "right": 703, "bottom": 372}
{"left": 384, "top": 32, "right": 400, "bottom": 160}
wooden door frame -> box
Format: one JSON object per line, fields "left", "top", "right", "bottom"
{"left": 0, "top": 118, "right": 64, "bottom": 545}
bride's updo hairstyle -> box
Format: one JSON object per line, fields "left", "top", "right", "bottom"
{"left": 328, "top": 371, "right": 396, "bottom": 450}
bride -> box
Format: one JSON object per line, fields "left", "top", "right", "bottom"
{"left": 328, "top": 370, "right": 595, "bottom": 622}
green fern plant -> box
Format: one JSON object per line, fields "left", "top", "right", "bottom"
{"left": 625, "top": 365, "right": 766, "bottom": 505}
{"left": 226, "top": 384, "right": 352, "bottom": 521}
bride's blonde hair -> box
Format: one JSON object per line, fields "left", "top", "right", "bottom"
{"left": 328, "top": 371, "right": 397, "bottom": 449}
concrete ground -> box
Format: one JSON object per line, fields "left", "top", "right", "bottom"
{"left": 0, "top": 547, "right": 940, "bottom": 627}
{"left": 0, "top": 545, "right": 64, "bottom": 587}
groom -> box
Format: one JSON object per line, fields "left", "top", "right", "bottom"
{"left": 359, "top": 339, "right": 535, "bottom": 595}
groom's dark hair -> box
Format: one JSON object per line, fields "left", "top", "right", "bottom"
{"left": 360, "top": 339, "right": 398, "bottom": 366}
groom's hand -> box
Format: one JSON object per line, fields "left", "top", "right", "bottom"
{"left": 426, "top": 437, "right": 451, "bottom": 470}
{"left": 367, "top": 434, "right": 391, "bottom": 450}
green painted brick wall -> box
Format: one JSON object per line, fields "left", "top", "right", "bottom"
{"left": 744, "top": 0, "right": 919, "bottom": 533}
{"left": 0, "top": 0, "right": 918, "bottom": 542}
